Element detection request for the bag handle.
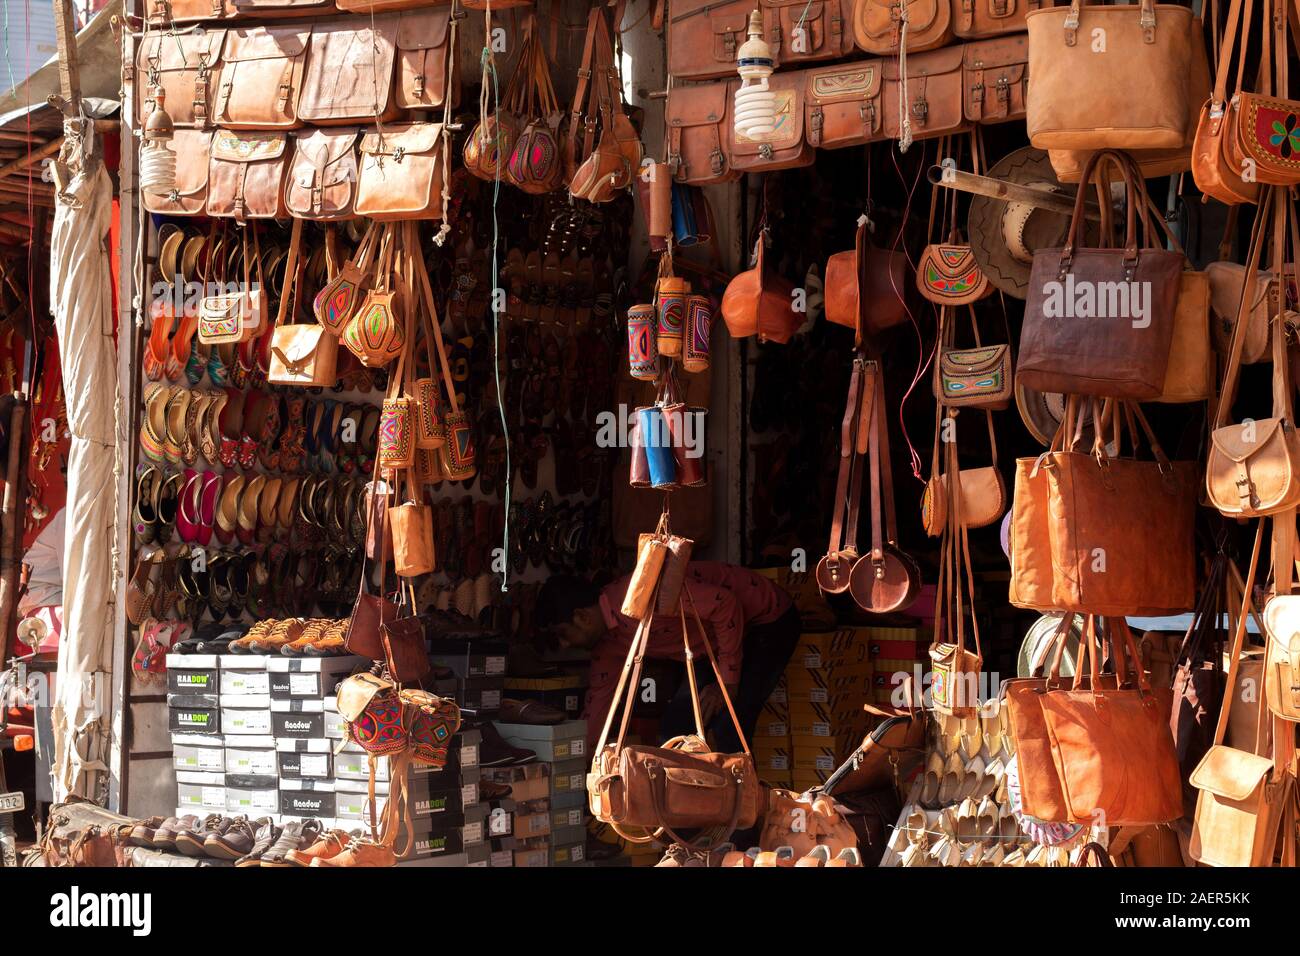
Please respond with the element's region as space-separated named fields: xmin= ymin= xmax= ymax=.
xmin=682 ymin=586 xmax=751 ymax=755
xmin=270 ymin=217 xmax=304 ymax=339
xmin=1214 ymin=520 xmax=1267 ymax=749
xmin=826 ymin=357 xmax=863 ymax=559
xmin=408 ymin=221 xmax=464 ymax=418
xmin=1213 ymin=186 xmax=1275 ymax=427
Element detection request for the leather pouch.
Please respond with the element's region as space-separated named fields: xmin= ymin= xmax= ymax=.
xmin=938 ymin=345 xmax=1011 ymax=408
xmin=381 ymin=614 xmax=432 ymax=685
xmin=390 ymin=497 xmax=434 ymax=578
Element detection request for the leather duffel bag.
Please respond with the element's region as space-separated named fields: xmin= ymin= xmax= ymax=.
xmin=32 ymin=798 xmax=135 ymax=867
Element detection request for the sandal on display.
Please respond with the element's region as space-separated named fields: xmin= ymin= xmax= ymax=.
xmin=126 ymin=551 xmax=164 ymax=627
xmin=133 ymin=465 xmax=163 ymax=546
xmin=214 ymin=473 xmax=245 ymax=546
xmin=795 ymin=845 xmax=832 ymax=868
xmin=217 ymin=387 xmax=246 ymax=469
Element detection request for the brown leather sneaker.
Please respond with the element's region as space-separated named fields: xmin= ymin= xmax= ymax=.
xmin=151 ymin=814 xmax=199 ymax=850
xmin=204 ymin=816 xmax=263 ymax=860
xmin=128 ymin=816 xmax=167 ymax=848
xmin=285 ymin=829 xmax=353 ymax=866
xmin=260 ymin=819 xmax=322 ymax=867
xmin=309 ymin=836 xmax=396 ymax=868
xmin=234 ymin=819 xmax=282 ymax=867
xmin=175 ymin=813 xmax=228 ymax=857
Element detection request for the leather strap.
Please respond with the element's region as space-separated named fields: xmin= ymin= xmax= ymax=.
xmin=825 ymin=358 xmax=863 ymax=559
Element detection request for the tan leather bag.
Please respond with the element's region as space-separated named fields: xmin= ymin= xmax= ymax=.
xmin=566 ymin=7 xmax=643 ymax=203
xmin=134 ymin=29 xmax=225 ymax=128
xmin=960 ymin=34 xmax=1027 ymax=125
xmin=144 ymin=0 xmax=234 ymax=23
xmin=804 ymin=58 xmax=885 ymax=149
xmin=1263 ymin=594 xmax=1300 ymax=723
xmin=953 ymin=0 xmax=1042 ymax=38
xmin=143 ymin=128 xmax=212 ymax=216
xmin=621 ymin=530 xmax=668 ymax=619
xmin=228 ymin=0 xmax=339 ymax=16
xmin=824 ymin=219 xmax=909 ymax=338
xmin=730 ymin=70 xmax=813 ymax=173
xmin=666 ymin=0 xmax=758 ymax=81
xmin=1206 ymin=190 xmax=1300 ymax=518
xmin=298 ymin=15 xmax=400 ymax=125
xmin=881 ymin=45 xmax=967 ymax=143
xmin=759 ymin=789 xmax=859 ymax=858
xmin=852 ymin=0 xmax=951 ymax=54
xmin=355 ymin=122 xmax=448 ymax=221
xmin=922 ymin=424 xmax=1006 ymax=535
xmin=390 ymin=472 xmax=434 ymax=578
xmin=285 ymin=127 xmax=359 ymax=220
xmin=1157 ymin=269 xmax=1213 ymax=404
xmin=1206 ymin=261 xmax=1274 ymax=365
xmin=760 ymin=0 xmax=856 ymax=66
xmin=1008 ymin=397 xmax=1074 ymax=612
xmin=1191 ymin=0 xmax=1260 ymax=204
xmin=268 ymin=219 xmax=338 ymax=389
xmin=1025 ymin=0 xmax=1195 ymax=150
xmin=338 ymin=0 xmax=429 ymax=9
xmin=721 ymin=233 xmax=801 ymax=344
xmin=207 ymin=129 xmax=290 ymax=219
xmin=215 ymin=25 xmax=310 ymax=129
xmin=666 ymin=81 xmax=738 ymax=186
xmin=395 ymin=6 xmax=456 ymax=110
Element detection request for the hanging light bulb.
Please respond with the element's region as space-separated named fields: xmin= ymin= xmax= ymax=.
xmin=139 ymin=86 xmax=177 ymax=198
xmin=733 ymin=8 xmax=776 ymax=142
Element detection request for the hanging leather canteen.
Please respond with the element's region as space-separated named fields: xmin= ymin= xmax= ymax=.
xmin=816 ymin=357 xmax=866 ymax=594
xmin=314 ymin=222 xmax=380 ymax=336
xmin=849 ymin=362 xmax=921 ymax=613
xmin=390 ymin=471 xmax=434 ymax=578
xmin=627 ymin=304 xmax=660 ymax=381
xmin=343 ymin=227 xmax=406 ymax=369
xmin=504 ymin=23 xmax=566 ymax=195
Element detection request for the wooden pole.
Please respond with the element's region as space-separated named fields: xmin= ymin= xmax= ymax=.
xmin=0 ymin=139 xmax=63 ymax=181
xmin=927 ymin=166 xmax=1103 ymax=223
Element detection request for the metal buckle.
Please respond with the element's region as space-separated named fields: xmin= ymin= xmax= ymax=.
xmin=392 ymin=146 xmax=406 ymax=163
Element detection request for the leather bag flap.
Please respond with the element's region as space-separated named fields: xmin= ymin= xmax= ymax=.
xmin=941 ymin=344 xmax=1006 ymax=376
xmin=336 ymin=672 xmax=392 ymax=722
xmin=142 ymin=29 xmax=225 ymax=71
xmin=171 ymin=129 xmax=214 ymax=195
xmin=1263 ymin=595 xmax=1300 ymax=650
xmin=1190 ymin=745 xmax=1273 ymax=801
xmin=732 ymin=72 xmax=804 ymax=154
xmin=929 ymin=642 xmax=959 ymax=667
xmin=223 ymin=25 xmax=309 ymax=61
xmin=962 ymin=34 xmax=1027 ymax=69
xmin=861 ymin=0 xmax=941 ymax=41
xmin=667 ymin=82 xmax=731 ymax=128
xmin=1210 ymin=418 xmax=1284 ymax=462
xmin=663 ymin=766 xmax=728 ymax=788
xmin=396 ymin=6 xmax=450 ymax=49
xmin=212 ymin=129 xmax=288 ymax=163
xmin=807 ymin=60 xmax=882 ymax=103
xmin=883 ymin=44 xmax=964 ymax=80
xmin=273 ymin=324 xmax=327 ymax=363
xmin=360 ymin=122 xmax=442 ymax=156
xmin=200 ymin=294 xmax=242 ymax=320
xmin=293 ymin=129 xmax=358 ymax=184
xmin=710 ymin=9 xmax=749 ymax=34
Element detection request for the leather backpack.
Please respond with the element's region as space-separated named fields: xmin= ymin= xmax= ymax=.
xmin=804 ymin=58 xmax=885 ymax=149
xmin=298 ymin=15 xmax=401 ymax=126
xmin=960 ymin=34 xmax=1028 ymax=125
xmin=395 ymin=6 xmax=457 ymax=110
xmin=760 ymin=0 xmax=855 ymax=66
xmin=207 ymin=129 xmax=290 ymax=219
xmin=133 ymin=29 xmax=225 ymax=128
xmin=142 ymin=128 xmax=212 ymax=216
xmin=953 ymin=0 xmax=1042 ymax=38
xmin=356 ymin=122 xmax=449 ymax=221
xmin=666 ymin=81 xmax=738 ymax=186
xmin=285 ymin=127 xmax=359 ymax=220
xmin=214 ymin=25 xmax=310 ymax=129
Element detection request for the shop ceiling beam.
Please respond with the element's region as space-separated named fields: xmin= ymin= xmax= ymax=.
xmin=927 ymin=165 xmax=1102 ymax=223
xmin=0 ymin=139 xmax=63 ymax=181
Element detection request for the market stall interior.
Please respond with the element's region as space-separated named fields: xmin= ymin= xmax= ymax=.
xmin=5 ymin=0 xmax=1300 ymax=869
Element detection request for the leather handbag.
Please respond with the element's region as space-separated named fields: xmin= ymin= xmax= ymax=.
xmin=721 ymin=231 xmax=801 ymax=344
xmin=1026 ymin=0 xmax=1195 ymax=150
xmin=380 ymin=611 xmax=431 ymax=686
xmin=1018 ymin=149 xmax=1184 ymax=400
xmin=760 ymin=0 xmax=855 ymax=66
xmin=954 ymin=0 xmax=1041 ymax=38
xmin=298 ymin=15 xmax=400 ymax=125
xmin=566 ymin=8 xmax=643 ymax=204
xmin=666 ymin=81 xmax=738 ymax=186
xmin=315 ymin=222 xmax=380 ymax=334
xmin=881 ymin=45 xmax=967 ymax=145
xmin=1045 ymin=401 xmax=1197 ymax=615
xmin=922 ymin=403 xmax=1006 ymax=535
xmin=804 ymin=58 xmax=885 ymax=149
xmin=214 ymin=25 xmax=310 ymax=129
xmin=268 ymin=219 xmax=339 ymax=387
xmin=1263 ymin=590 xmax=1300 ymax=723
xmin=821 ymin=698 xmax=927 ymax=799
xmin=1050 ymin=15 xmax=1210 ymax=183
xmin=343 ymin=226 xmax=405 ymax=367
xmin=1191 ymin=0 xmax=1261 ymax=204
xmin=395 ymin=6 xmax=457 ymax=110
xmin=134 ymin=29 xmax=225 ymax=128
xmin=401 ymin=689 xmax=461 ymax=767
xmin=504 ymin=23 xmax=565 ymax=195
xmin=824 ymin=219 xmax=908 ymax=337
xmin=1038 ymin=616 xmax=1183 ymax=825
xmin=144 ymin=0 xmax=235 ymax=23
xmin=852 ymin=0 xmax=951 ymax=54
xmin=587 ymin=593 xmax=762 ymax=847
xmin=1206 ymin=189 xmax=1300 ymax=518
xmin=938 ymin=344 xmax=1011 ymax=408
xmin=338 ymin=671 xmax=408 ymax=756
xmin=285 ymin=127 xmax=359 ymax=220
xmin=356 ymin=122 xmax=449 ymax=221
xmin=199 ymin=225 xmax=267 ymax=345
xmin=729 ymin=70 xmax=814 ymax=174
xmin=1192 ymin=524 xmax=1293 ymax=866
xmin=1227 ymin=0 xmax=1300 ymax=187
xmin=206 ymin=129 xmax=290 ymax=219
xmin=918 ymin=139 xmax=991 ymax=305
xmin=1206 ymin=261 xmax=1275 ymax=365
xmin=666 ymin=0 xmax=758 ymax=81
xmin=389 ymin=474 xmax=434 ymax=578
xmin=142 ymin=128 xmax=212 ymax=215
xmin=960 ymin=34 xmax=1027 ymax=125
xmin=1008 ymin=397 xmax=1075 ymax=612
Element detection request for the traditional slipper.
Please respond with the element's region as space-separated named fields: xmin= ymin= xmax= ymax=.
xmin=919 ymin=750 xmax=944 ymax=806
xmin=143 ymin=305 xmax=173 ymax=382
xmin=795 ymin=845 xmax=832 ymax=867
xmin=238 ymin=474 xmax=267 ymax=546
xmin=139 ymin=383 xmax=171 ymax=464
xmin=126 ymin=548 xmax=164 ymax=626
xmin=133 ymin=465 xmax=163 ymax=547
xmin=175 ymin=468 xmax=204 ymax=544
xmin=195 ymin=471 xmax=221 ymax=547
xmin=218 ymin=387 xmax=246 ymax=469
xmin=198 ymin=389 xmax=226 ymax=466
xmin=168 ymin=314 xmax=198 ymax=384
xmin=258 ymin=477 xmax=283 ymax=544
xmin=215 ymin=472 xmax=245 ymax=546
xmin=156 ymin=471 xmax=184 ymax=543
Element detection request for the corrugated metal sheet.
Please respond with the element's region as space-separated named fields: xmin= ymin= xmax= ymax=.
xmin=1 ymin=0 xmax=61 ymax=83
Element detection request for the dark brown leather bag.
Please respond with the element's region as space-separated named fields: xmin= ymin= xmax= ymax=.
xmin=961 ymin=34 xmax=1028 ymax=125
xmin=36 ymin=799 xmax=134 ymax=868
xmin=666 ymin=81 xmax=738 ymax=186
xmin=395 ymin=6 xmax=457 ymax=110
xmin=298 ymin=14 xmax=400 ymax=125
xmin=381 ymin=611 xmax=431 ymax=685
xmin=804 ymin=58 xmax=885 ymax=149
xmin=207 ymin=129 xmax=290 ymax=219
xmin=729 ymin=70 xmax=814 ymax=173
xmin=822 ymin=698 xmax=927 ymax=798
xmin=882 ymin=44 xmax=967 ymax=143
xmin=143 ymin=128 xmax=212 ymax=216
xmin=666 ymin=0 xmax=757 ymax=81
xmin=133 ymin=29 xmax=226 ymax=128
xmin=760 ymin=0 xmax=856 ymax=66
xmin=1019 ymin=149 xmax=1184 ymax=399
xmin=587 ymin=593 xmax=762 ymax=848
xmin=953 ymin=0 xmax=1043 ymax=38
xmin=215 ymin=25 xmax=310 ymax=129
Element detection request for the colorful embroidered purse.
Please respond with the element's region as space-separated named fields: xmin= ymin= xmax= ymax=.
xmin=936 ymin=306 xmax=1012 ymax=410
xmin=916 ymin=243 xmax=990 ymax=305
xmin=627 ymin=303 xmax=659 ymax=380
xmin=338 ymin=672 xmax=408 ymax=757
xmin=314 ymin=222 xmax=380 ymax=336
xmin=1231 ymin=93 xmax=1300 ymax=187
xmin=400 ymin=689 xmax=462 ymax=767
xmin=503 ymin=22 xmax=565 ymax=195
xmin=198 ymin=225 xmax=266 ymax=346
xmin=682 ymin=294 xmax=712 ymax=373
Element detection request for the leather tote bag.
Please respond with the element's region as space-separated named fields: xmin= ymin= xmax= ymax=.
xmin=1025 ymin=0 xmax=1195 ymax=150
xmin=214 ymin=25 xmax=309 ymax=129
xmin=1206 ymin=189 xmax=1300 ymax=518
xmin=587 ymin=592 xmax=761 ymax=848
xmin=1018 ymin=149 xmax=1184 ymax=399
xmin=298 ymin=15 xmax=400 ymax=126
xmin=1044 ymin=401 xmax=1197 ymax=616
xmin=1008 ymin=400 xmax=1076 ymax=611
xmin=1038 ymin=616 xmax=1184 ymax=825
xmin=134 ymin=29 xmax=225 ymax=128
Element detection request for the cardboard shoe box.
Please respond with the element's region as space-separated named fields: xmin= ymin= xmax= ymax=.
xmin=224 ymin=734 xmax=278 ymax=788
xmin=176 ymin=770 xmax=226 ymax=813
xmin=169 ymin=704 xmax=221 ymax=736
xmin=497 ymin=719 xmax=587 ymax=763
xmin=335 ymin=748 xmax=392 ymax=782
xmin=171 ymin=733 xmax=225 ymax=773
xmin=279 ymin=783 xmax=337 ymax=819
xmin=166 ymin=654 xmax=220 ymax=704
xmin=550 ymin=824 xmax=587 ymax=866
xmin=481 ymin=762 xmax=549 ymax=802
xmin=503 ymin=674 xmax=587 ymax=718
xmin=267 ymin=656 xmax=361 ymax=700
xmin=427 ymin=638 xmax=508 ymax=679
xmin=276 ymin=737 xmax=333 ymax=780
xmin=218 ymin=655 xmax=270 ymax=696
xmin=225 ymin=785 xmax=280 ymax=816
xmin=548 ymin=757 xmax=586 ymax=803
xmin=220 ymin=694 xmax=273 ymax=736
xmin=271 ymin=698 xmax=327 ymax=738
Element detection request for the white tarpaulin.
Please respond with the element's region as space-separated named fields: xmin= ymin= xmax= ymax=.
xmin=48 ymin=119 xmax=119 ymax=803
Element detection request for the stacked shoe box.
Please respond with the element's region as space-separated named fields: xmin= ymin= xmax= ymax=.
xmin=492 ymin=720 xmax=589 ymax=867
xmin=429 ymin=636 xmax=508 ymax=720
xmin=271 ymin=657 xmax=359 ymax=830
xmin=865 ymin=626 xmax=930 ymax=710
xmin=167 ymin=653 xmax=227 ymax=817
xmin=482 ymin=761 xmax=550 ymax=866
xmin=753 ymin=674 xmax=793 ymax=790
xmin=502 ymin=673 xmax=587 ymax=719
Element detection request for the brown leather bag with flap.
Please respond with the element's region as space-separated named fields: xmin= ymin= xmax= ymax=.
xmin=215 ymin=25 xmax=310 ymax=129
xmin=961 ymin=34 xmax=1027 ymax=125
xmin=133 ymin=29 xmax=225 ymax=128
xmin=804 ymin=58 xmax=885 ymax=149
xmin=355 ymin=122 xmax=448 ymax=221
xmin=852 ymin=0 xmax=951 ymax=53
xmin=143 ymin=128 xmax=212 ymax=216
xmin=882 ymin=45 xmax=967 ymax=143
xmin=729 ymin=70 xmax=813 ymax=172
xmin=666 ymin=0 xmax=759 ymax=81
xmin=144 ymin=0 xmax=235 ymax=23
xmin=760 ymin=0 xmax=856 ymax=66
xmin=285 ymin=127 xmax=359 ymax=220
xmin=207 ymin=129 xmax=290 ymax=219
xmin=666 ymin=81 xmax=738 ymax=186
xmin=953 ymin=0 xmax=1042 ymax=37
xmin=298 ymin=15 xmax=401 ymax=125
xmin=395 ymin=6 xmax=458 ymax=110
